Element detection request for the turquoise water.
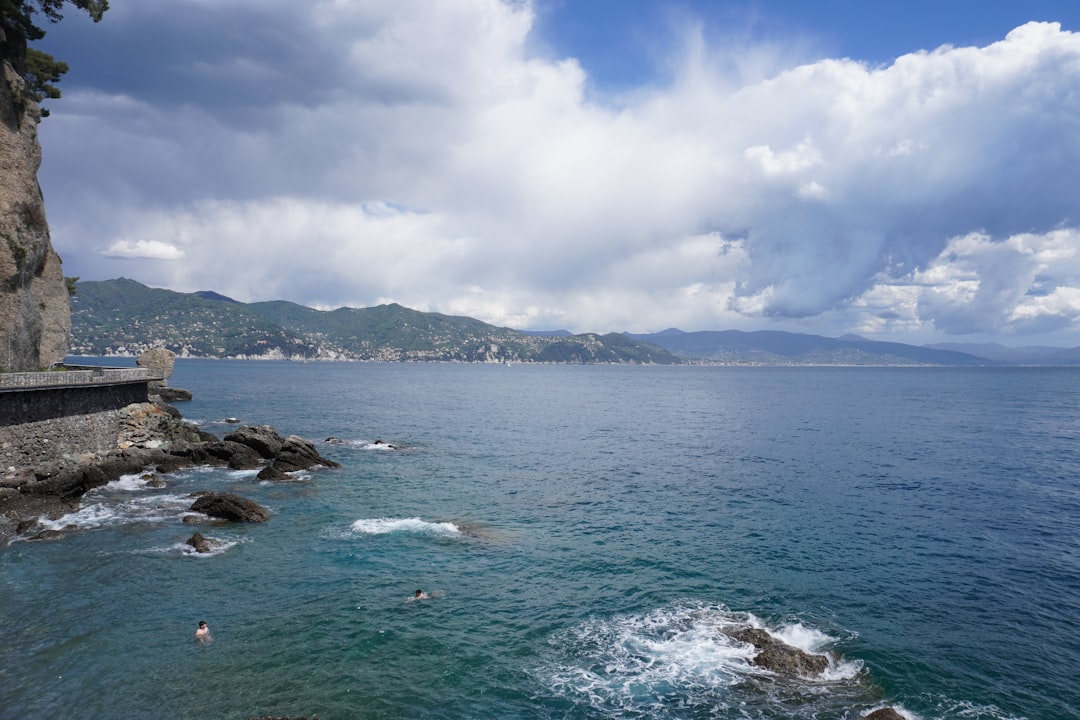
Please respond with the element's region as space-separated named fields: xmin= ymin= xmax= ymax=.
xmin=2 ymin=361 xmax=1079 ymax=719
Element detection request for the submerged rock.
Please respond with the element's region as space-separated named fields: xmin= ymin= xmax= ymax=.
xmin=864 ymin=709 xmax=905 ymax=720
xmin=141 ymin=473 xmax=167 ymax=488
xmin=190 ymin=492 xmax=270 ymax=523
xmin=27 ymin=529 xmax=68 ymax=542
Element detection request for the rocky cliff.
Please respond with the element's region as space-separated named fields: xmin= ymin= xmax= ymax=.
xmin=0 ymin=55 xmax=70 ymax=371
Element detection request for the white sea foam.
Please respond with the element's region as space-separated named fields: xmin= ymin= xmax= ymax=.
xmin=258 ymin=470 xmax=311 ymax=485
xmin=177 ymin=536 xmax=240 ymax=557
xmin=540 ymin=602 xmax=865 ymax=717
xmin=119 ymin=536 xmax=242 ymax=558
xmin=769 ymin=619 xmax=833 ymax=654
xmin=39 ymin=493 xmax=195 ymax=531
xmin=90 ymin=473 xmax=159 ymax=493
xmin=746 ymin=616 xmax=862 ymax=681
xmin=350 ymin=517 xmax=462 ymax=535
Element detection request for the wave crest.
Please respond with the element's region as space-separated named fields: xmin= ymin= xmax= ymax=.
xmin=350 ymin=517 xmax=462 ymax=535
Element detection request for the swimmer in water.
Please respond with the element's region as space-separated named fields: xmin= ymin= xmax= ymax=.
xmin=195 ymin=621 xmax=210 ymax=639
xmin=413 ymin=589 xmax=430 ymax=600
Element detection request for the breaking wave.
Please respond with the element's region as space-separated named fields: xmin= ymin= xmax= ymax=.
xmin=349 ymin=517 xmax=462 ymax=536
xmin=535 ymin=601 xmax=879 ymax=719
xmin=38 ymin=493 xmax=195 ymax=531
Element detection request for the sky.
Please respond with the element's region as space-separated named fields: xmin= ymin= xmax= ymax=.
xmin=32 ymin=0 xmax=1080 ymax=345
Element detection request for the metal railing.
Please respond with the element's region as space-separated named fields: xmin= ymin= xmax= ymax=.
xmin=0 ymin=366 xmax=161 ymax=390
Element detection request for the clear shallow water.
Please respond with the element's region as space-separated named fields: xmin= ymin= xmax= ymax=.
xmin=2 ymin=361 xmax=1079 ymax=720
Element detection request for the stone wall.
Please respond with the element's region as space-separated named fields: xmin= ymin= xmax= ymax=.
xmin=0 ymin=381 xmax=150 ymax=467
xmin=0 ymin=408 xmax=126 ymax=467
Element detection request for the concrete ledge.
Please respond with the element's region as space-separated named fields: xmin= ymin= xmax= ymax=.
xmin=0 ymin=366 xmax=160 ymax=391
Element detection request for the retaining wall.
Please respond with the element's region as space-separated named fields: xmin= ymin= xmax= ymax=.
xmin=0 ymin=373 xmax=154 ymax=467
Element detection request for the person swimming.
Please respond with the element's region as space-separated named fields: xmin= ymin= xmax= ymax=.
xmin=412 ymin=589 xmax=430 ymax=600
xmin=195 ymin=620 xmax=210 ymax=639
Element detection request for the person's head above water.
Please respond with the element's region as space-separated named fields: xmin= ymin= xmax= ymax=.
xmin=415 ymin=589 xmax=423 ymax=597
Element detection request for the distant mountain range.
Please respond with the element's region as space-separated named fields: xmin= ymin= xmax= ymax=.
xmin=625 ymin=329 xmax=991 ymax=366
xmin=69 ymin=279 xmax=680 ymax=364
xmin=923 ymin=342 xmax=1080 ymax=365
xmin=69 ymin=279 xmax=1080 ymax=365
xmin=625 ymin=330 xmax=1080 ymax=366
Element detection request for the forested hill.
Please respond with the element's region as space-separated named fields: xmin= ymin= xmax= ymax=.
xmin=69 ymin=278 xmax=680 ymax=364
xmin=627 ymin=329 xmax=996 ymax=366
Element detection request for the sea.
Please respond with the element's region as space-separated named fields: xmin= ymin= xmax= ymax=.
xmin=1 ymin=360 xmax=1078 ymax=720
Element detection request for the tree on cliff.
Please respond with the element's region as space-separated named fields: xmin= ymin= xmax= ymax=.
xmin=0 ymin=0 xmax=108 ymax=116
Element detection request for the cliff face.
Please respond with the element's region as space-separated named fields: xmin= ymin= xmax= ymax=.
xmin=0 ymin=59 xmax=70 ymax=371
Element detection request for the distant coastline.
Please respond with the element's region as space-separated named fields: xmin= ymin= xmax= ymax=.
xmin=69 ymin=278 xmax=1080 ymax=367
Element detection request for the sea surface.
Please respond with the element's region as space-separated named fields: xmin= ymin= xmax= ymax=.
xmin=2 ymin=360 xmax=1079 ymax=720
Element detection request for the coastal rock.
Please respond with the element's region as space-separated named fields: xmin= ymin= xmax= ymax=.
xmin=170 ymin=440 xmax=264 ymax=470
xmin=270 ymin=435 xmax=341 ymax=473
xmin=118 ymin=402 xmax=204 ymax=450
xmin=141 ymin=473 xmax=167 ymax=488
xmin=225 ymin=424 xmax=286 ymax=459
xmin=186 ymin=531 xmax=213 ymax=553
xmin=1 ymin=404 xmax=327 ymax=543
xmin=21 ymin=462 xmax=102 ymax=499
xmin=157 ymin=387 xmax=193 ymax=402
xmin=27 ymin=528 xmax=68 ymax=542
xmin=729 ymin=628 xmax=831 ymax=677
xmin=864 ymin=709 xmax=905 ymax=720
xmin=256 ymin=464 xmax=289 ymax=482
xmin=137 ymin=347 xmax=175 ymax=383
xmin=190 ymin=492 xmax=270 ymax=522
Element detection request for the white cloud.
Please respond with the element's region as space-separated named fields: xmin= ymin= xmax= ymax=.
xmin=102 ymin=239 xmax=185 ymax=260
xmin=851 ymin=229 xmax=1080 ymax=337
xmin=37 ymin=5 xmax=1080 ymax=342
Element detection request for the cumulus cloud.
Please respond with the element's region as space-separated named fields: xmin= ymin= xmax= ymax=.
xmin=102 ymin=239 xmax=185 ymax=260
xmin=36 ymin=2 xmax=1080 ymax=343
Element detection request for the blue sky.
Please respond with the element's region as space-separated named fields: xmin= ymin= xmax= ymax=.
xmin=537 ymin=1 xmax=1080 ymax=81
xmin=33 ymin=0 xmax=1080 ymax=345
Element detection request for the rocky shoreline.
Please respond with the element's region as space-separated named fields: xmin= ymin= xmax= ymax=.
xmin=0 ymin=399 xmax=339 ymax=546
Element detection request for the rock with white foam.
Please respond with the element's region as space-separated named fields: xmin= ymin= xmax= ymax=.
xmin=863 ymin=709 xmax=905 ymax=720
xmin=186 ymin=531 xmax=214 ymax=553
xmin=728 ymin=627 xmax=832 ymax=677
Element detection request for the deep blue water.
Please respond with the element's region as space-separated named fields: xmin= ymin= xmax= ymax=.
xmin=2 ymin=361 xmax=1079 ymax=720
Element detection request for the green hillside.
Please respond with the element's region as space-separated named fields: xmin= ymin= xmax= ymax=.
xmin=69 ymin=279 xmax=681 ymax=364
